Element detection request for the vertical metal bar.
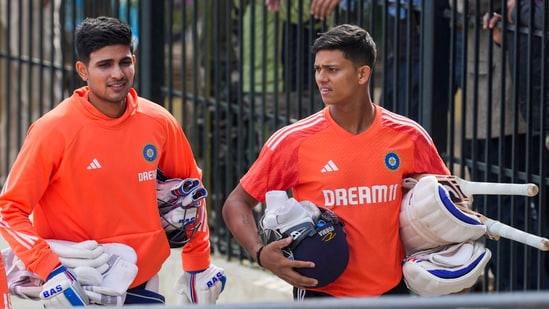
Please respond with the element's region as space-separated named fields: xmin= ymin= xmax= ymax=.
xmin=420 ymin=0 xmax=450 ymax=150
xmin=139 ymin=0 xmax=164 ymax=103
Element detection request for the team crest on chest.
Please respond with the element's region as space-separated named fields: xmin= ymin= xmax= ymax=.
xmin=143 ymin=144 xmax=158 ymax=162
xmin=384 ymin=152 xmax=400 ymax=171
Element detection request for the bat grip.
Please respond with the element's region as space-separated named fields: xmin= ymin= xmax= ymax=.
xmin=485 ymin=218 xmax=549 ymax=251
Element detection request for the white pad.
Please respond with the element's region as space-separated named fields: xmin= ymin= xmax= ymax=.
xmin=402 ymin=241 xmax=492 ymax=296
xmin=2 ymin=247 xmax=43 ymax=300
xmin=399 ymin=176 xmax=487 ymax=254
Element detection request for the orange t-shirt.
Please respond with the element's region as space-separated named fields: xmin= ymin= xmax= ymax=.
xmin=241 ymin=105 xmax=450 ymax=296
xmin=0 ymin=87 xmax=211 ymax=286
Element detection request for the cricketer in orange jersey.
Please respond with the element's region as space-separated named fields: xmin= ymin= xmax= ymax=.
xmin=0 ymin=16 xmax=224 ymax=306
xmin=222 ymin=24 xmax=450 ymax=299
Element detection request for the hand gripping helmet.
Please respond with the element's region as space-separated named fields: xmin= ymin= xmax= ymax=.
xmin=260 ymin=199 xmax=349 ymax=288
xmin=157 ymin=169 xmax=206 ymax=248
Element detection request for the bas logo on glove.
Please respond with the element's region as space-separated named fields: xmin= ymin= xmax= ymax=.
xmin=206 ymin=271 xmax=225 ymax=288
xmin=3 ymin=241 xmax=138 ymax=306
xmin=40 ymin=265 xmax=89 ymax=307
xmin=175 ymin=264 xmax=226 ymax=305
xmin=42 ymin=281 xmax=65 ymax=298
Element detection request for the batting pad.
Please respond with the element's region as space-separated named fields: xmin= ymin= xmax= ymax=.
xmin=402 ymin=241 xmax=491 ymax=296
xmin=400 ymin=176 xmax=487 ymax=254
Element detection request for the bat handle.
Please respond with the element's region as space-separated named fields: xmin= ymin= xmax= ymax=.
xmin=485 ymin=218 xmax=549 ymax=251
xmin=541 ymin=239 xmax=549 ymax=251
xmin=527 ymin=183 xmax=539 ymax=197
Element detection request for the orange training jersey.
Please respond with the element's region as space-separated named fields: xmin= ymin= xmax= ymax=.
xmin=241 ymin=105 xmax=450 ymax=296
xmin=0 ymin=87 xmax=211 ymax=286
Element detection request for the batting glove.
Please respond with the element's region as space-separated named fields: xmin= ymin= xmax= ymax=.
xmin=40 ymin=265 xmax=89 ymax=307
xmin=47 ymin=240 xmax=110 ymax=274
xmin=175 ymin=264 xmax=226 ymax=304
xmin=157 ymin=178 xmax=203 ymax=205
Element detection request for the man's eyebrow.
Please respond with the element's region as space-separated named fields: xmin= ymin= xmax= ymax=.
xmin=96 ymin=59 xmax=114 ymax=64
xmin=95 ymin=56 xmax=132 ymax=64
xmin=314 ymin=64 xmax=338 ymax=68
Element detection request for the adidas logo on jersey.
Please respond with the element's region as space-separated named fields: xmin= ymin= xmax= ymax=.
xmin=321 ymin=160 xmax=339 ymax=173
xmin=87 ymin=158 xmax=102 ymax=170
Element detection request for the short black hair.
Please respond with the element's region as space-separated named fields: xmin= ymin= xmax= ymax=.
xmin=75 ymin=16 xmax=134 ymax=64
xmin=311 ymin=24 xmax=376 ymax=69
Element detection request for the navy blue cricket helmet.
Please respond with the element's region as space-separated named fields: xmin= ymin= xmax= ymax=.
xmin=260 ymin=206 xmax=349 ymax=287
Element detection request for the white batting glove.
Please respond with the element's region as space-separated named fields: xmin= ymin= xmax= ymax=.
xmin=85 ymin=254 xmax=138 ymax=296
xmin=262 ymin=191 xmax=315 ymax=233
xmin=175 ymin=264 xmax=226 ymax=304
xmin=40 ymin=265 xmax=89 ymax=307
xmin=47 ymin=240 xmax=110 ymax=274
xmin=157 ymin=178 xmax=202 ymax=204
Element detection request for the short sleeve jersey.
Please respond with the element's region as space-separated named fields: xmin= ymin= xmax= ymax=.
xmin=241 ymin=104 xmax=450 ymax=296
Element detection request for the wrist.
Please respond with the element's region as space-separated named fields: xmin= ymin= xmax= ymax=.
xmin=255 ymin=245 xmax=265 ymax=267
xmin=187 ymin=268 xmax=206 ymax=274
xmin=47 ymin=264 xmax=65 ymax=280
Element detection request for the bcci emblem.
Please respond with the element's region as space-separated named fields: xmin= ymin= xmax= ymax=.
xmin=384 ymin=152 xmax=400 ymax=171
xmin=143 ymin=144 xmax=158 ymax=162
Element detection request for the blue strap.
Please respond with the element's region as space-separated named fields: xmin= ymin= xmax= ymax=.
xmin=428 ymin=251 xmax=487 ymax=279
xmin=438 ymin=186 xmax=482 ymax=225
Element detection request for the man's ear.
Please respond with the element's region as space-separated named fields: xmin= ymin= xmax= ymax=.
xmin=358 ymin=65 xmax=371 ymax=85
xmin=75 ymin=61 xmax=88 ymax=82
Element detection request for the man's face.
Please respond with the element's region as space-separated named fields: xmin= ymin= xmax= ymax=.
xmin=78 ymin=44 xmax=135 ymax=108
xmin=314 ymin=49 xmax=366 ymax=106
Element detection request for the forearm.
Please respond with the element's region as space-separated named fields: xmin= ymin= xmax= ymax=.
xmin=0 ymin=176 xmax=59 ymax=280
xmin=222 ymin=186 xmax=263 ymax=258
xmin=223 ymin=203 xmax=263 ymax=257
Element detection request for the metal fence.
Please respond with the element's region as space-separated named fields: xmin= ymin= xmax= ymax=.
xmin=1 ymin=0 xmax=548 ymax=297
